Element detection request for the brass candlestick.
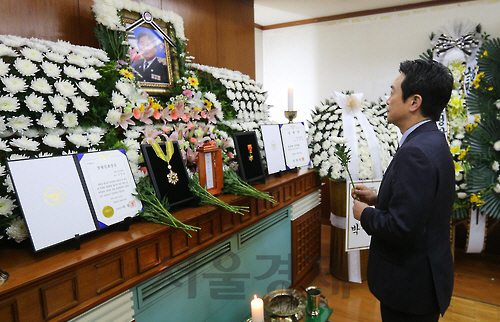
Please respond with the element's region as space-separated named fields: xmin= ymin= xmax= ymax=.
xmin=284 ymin=110 xmax=297 ymax=123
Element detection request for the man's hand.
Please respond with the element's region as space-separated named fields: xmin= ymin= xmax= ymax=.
xmin=351 ymin=185 xmax=378 ymax=206
xmin=353 ymin=199 xmax=368 ymax=221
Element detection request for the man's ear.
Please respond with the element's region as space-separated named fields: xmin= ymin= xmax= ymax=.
xmin=409 ymin=94 xmax=422 ymax=112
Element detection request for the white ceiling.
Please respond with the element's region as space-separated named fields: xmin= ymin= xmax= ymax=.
xmin=254 ymin=0 xmax=433 ymax=26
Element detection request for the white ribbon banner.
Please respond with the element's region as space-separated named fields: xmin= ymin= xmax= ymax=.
xmin=331 ymin=92 xmax=383 ymax=180
xmin=465 ymin=208 xmax=486 ymax=253
xmin=330 ymin=212 xmax=362 ymax=283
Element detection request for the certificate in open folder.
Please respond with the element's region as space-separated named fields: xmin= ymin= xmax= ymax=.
xmin=7 ymin=149 xmax=142 ymax=252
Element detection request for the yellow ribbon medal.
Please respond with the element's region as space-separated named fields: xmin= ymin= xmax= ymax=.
xmin=151 ymin=141 xmax=179 ymax=185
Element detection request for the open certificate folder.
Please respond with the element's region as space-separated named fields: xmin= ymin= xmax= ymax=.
xmin=7 ymin=149 xmax=142 ymax=251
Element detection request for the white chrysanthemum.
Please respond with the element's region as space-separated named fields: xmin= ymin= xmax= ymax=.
xmin=319 ymin=167 xmax=329 ymax=177
xmin=204 ymin=92 xmax=216 ymax=103
xmin=124 ymin=129 xmax=141 ymax=139
xmin=493 ymin=161 xmax=500 ymax=172
xmin=78 ymin=80 xmax=99 ymax=96
xmin=0 ymin=44 xmax=17 ymax=57
xmin=0 ymin=196 xmax=16 ymax=216
xmin=105 ymin=109 xmax=122 ymax=125
xmin=49 ymin=95 xmax=68 ymax=113
xmin=494 ymin=184 xmax=500 ymax=194
xmin=10 ymin=136 xmax=39 ymax=151
xmin=82 ymin=127 xmax=103 ymax=138
xmin=5 ymin=217 xmax=28 ymax=243
xmin=0 ymin=59 xmax=9 ymax=77
xmin=87 ymin=133 xmax=102 ymax=145
xmin=8 ymin=115 xmax=32 ymax=132
xmin=52 ymin=42 xmax=71 ymax=56
xmin=25 ymin=92 xmax=45 ymax=112
xmin=62 ymin=112 xmax=79 ymax=128
xmin=41 ymin=61 xmax=61 ymax=78
xmin=82 ymin=67 xmax=101 ymax=80
xmin=226 ymin=90 xmax=235 ymax=100
xmin=67 ymin=133 xmax=89 ymax=148
xmin=37 ymin=111 xmax=59 ymax=129
xmin=68 ymin=126 xmax=84 ymax=134
xmin=63 ymin=65 xmax=81 ymax=79
xmin=42 ymin=133 xmax=65 ymax=148
xmin=0 ymin=139 xmax=12 ymax=152
xmin=31 ymin=77 xmax=53 ymax=94
xmin=45 ymin=51 xmax=66 ymax=64
xmin=494 ymin=140 xmax=500 ymax=152
xmin=0 ymin=95 xmax=19 ymax=112
xmin=311 ymin=132 xmax=323 ymax=142
xmin=0 ymin=117 xmax=7 ymax=133
xmin=14 ymin=58 xmax=38 ymax=77
xmin=115 ymin=80 xmax=133 ymax=97
xmin=54 ymin=80 xmax=77 ymax=97
xmin=20 ymin=47 xmax=43 ymax=62
xmin=111 ymin=91 xmax=126 ymax=108
xmin=86 ymin=56 xmax=105 ymax=67
xmin=235 ymin=91 xmax=242 ymax=100
xmin=67 ymin=54 xmax=88 ymax=68
xmin=123 ymin=138 xmax=140 ymax=151
xmin=313 ymin=155 xmax=322 ymax=167
xmin=22 ymin=128 xmax=39 ymax=138
xmin=3 ymin=175 xmax=14 ymax=194
xmin=126 ymin=149 xmax=140 ymax=164
xmin=71 ymin=96 xmax=89 ymax=114
xmin=2 ymin=75 xmax=27 ymax=94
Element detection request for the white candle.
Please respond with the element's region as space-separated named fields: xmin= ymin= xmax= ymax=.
xmin=287 ymin=87 xmax=293 ymax=111
xmin=251 ymin=295 xmax=264 ymax=322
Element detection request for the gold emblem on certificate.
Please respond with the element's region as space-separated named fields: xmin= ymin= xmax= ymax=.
xmin=248 ymin=144 xmax=253 ymax=161
xmin=102 ymin=205 xmax=114 ymax=218
xmin=44 ymin=186 xmax=66 ymax=207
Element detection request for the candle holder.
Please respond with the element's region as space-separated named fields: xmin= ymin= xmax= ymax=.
xmin=284 ymin=110 xmax=297 ymax=123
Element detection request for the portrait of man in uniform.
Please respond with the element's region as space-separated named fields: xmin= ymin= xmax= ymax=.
xmin=130 ymin=30 xmax=169 ymax=84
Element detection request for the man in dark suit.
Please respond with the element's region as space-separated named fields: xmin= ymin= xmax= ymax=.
xmin=352 ymin=59 xmax=455 ymax=322
xmin=132 ymin=31 xmax=169 ymax=83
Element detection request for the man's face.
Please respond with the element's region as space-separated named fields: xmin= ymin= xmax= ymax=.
xmin=386 ymin=73 xmax=410 ymax=127
xmin=138 ymin=35 xmax=157 ymax=61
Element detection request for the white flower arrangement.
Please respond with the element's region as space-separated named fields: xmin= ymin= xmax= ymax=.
xmin=445 ymin=62 xmax=474 ymax=217
xmin=0 ymin=34 xmax=130 ymax=243
xmin=188 ymin=63 xmax=270 ymax=122
xmin=308 ymin=94 xmax=398 ymax=181
xmin=91 ymin=0 xmax=186 ymax=40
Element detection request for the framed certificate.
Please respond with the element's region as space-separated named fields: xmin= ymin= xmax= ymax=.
xmin=260 ymin=124 xmax=286 ymax=175
xmin=7 ymin=149 xmax=141 ymax=252
xmin=280 ymin=122 xmax=310 ymax=169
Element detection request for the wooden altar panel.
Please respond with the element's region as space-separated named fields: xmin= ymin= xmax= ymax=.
xmin=215 ymin=0 xmax=255 ymax=78
xmin=291 ymin=205 xmax=322 ymax=287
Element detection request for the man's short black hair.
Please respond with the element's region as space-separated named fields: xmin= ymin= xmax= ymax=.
xmin=399 ymin=59 xmax=453 ymax=121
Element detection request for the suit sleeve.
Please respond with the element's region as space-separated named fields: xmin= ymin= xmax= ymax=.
xmin=360 ymin=146 xmax=437 ymax=244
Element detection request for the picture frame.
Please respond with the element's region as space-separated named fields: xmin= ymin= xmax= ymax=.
xmin=141 ymin=142 xmax=199 ymax=209
xmin=232 ymin=131 xmax=266 ymax=184
xmin=123 ymin=10 xmax=180 ymax=94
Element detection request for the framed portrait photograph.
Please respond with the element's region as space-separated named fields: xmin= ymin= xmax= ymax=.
xmin=123 ymin=11 xmax=180 ymax=94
